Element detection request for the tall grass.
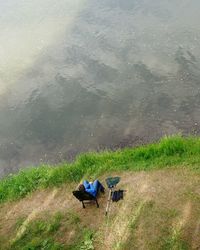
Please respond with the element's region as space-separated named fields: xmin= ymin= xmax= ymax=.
xmin=0 ymin=135 xmax=200 ymax=203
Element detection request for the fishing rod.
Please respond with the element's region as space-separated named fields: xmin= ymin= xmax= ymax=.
xmin=105 ymin=176 xmax=120 ymax=216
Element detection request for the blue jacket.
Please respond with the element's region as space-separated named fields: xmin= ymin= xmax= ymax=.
xmin=83 ymin=181 xmax=97 ymax=197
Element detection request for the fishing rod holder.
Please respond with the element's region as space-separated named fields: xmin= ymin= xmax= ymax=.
xmin=105 ymin=177 xmax=120 ymax=216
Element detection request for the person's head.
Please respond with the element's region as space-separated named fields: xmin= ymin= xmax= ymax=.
xmin=78 ymin=184 xmax=85 ymax=192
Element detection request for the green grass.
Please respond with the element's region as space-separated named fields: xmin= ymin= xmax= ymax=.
xmin=162 ymin=228 xmax=189 ymax=250
xmin=10 ymin=213 xmax=64 ymax=250
xmin=7 ymin=211 xmax=94 ymax=250
xmin=0 ymin=135 xmax=200 ymax=203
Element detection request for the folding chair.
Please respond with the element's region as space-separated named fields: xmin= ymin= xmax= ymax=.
xmin=73 ymin=190 xmax=99 ymax=208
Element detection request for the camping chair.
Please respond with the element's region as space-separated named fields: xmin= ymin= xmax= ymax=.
xmin=73 ymin=190 xmax=99 ymax=208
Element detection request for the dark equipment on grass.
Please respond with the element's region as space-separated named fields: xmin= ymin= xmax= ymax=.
xmin=105 ymin=177 xmax=120 ymax=215
xmin=73 ymin=190 xmax=99 ymax=208
xmin=111 ymin=189 xmax=124 ymax=202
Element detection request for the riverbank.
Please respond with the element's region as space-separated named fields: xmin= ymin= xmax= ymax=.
xmin=0 ymin=135 xmax=200 ymax=249
xmin=1 ymin=169 xmax=200 ymax=249
xmin=0 ymin=135 xmax=200 ymax=204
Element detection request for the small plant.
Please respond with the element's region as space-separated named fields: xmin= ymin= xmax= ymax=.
xmin=47 ymin=212 xmax=63 ymax=233
xmin=68 ymin=212 xmax=81 ymax=225
xmin=21 ymin=237 xmax=63 ymax=250
xmin=80 ymin=230 xmax=94 ymax=250
xmin=15 ymin=217 xmax=26 ymax=230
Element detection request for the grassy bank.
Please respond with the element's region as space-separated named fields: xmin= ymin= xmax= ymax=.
xmin=1 ymin=169 xmax=200 ymax=249
xmin=9 ymin=211 xmax=94 ymax=250
xmin=0 ymin=135 xmax=200 ymax=203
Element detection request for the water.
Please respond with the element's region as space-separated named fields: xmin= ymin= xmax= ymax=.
xmin=0 ymin=0 xmax=200 ymax=177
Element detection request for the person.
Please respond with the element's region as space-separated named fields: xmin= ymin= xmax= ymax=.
xmin=78 ymin=180 xmax=105 ymax=198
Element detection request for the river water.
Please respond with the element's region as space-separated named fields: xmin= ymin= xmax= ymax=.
xmin=0 ymin=0 xmax=200 ymax=177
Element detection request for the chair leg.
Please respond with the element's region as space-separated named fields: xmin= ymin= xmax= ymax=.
xmin=82 ymin=201 xmax=85 ymax=208
xmin=96 ymin=198 xmax=99 ymax=208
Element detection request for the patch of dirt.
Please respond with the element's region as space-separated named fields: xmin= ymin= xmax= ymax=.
xmin=0 ymin=168 xmax=200 ymax=249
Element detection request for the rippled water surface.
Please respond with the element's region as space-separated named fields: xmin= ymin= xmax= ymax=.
xmin=0 ymin=0 xmax=200 ymax=177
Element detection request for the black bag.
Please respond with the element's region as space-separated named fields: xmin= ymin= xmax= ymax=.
xmin=111 ymin=189 xmax=124 ymax=202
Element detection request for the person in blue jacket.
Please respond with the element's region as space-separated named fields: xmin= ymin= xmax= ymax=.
xmin=78 ymin=180 xmax=105 ymax=197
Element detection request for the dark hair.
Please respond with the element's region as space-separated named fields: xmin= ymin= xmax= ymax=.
xmin=78 ymin=184 xmax=85 ymax=192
